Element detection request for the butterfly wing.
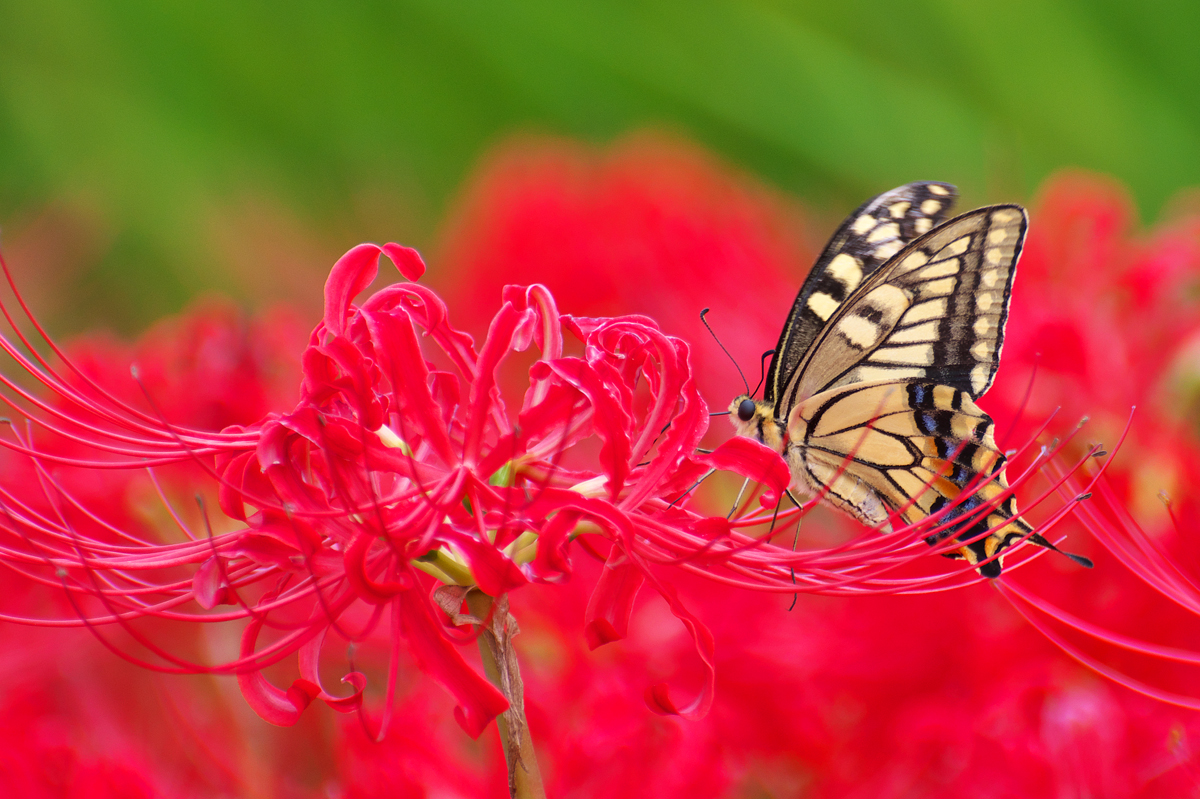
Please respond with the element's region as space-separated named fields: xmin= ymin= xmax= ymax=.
xmin=764 ymin=182 xmax=959 ymax=406
xmin=778 ymin=205 xmax=1027 ymax=412
xmin=788 ymin=380 xmax=1032 ymax=577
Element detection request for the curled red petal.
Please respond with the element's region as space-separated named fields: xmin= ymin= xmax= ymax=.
xmin=344 ymin=532 xmax=414 ymax=604
xmin=256 ymin=420 xmax=328 ymax=511
xmin=302 ymin=335 xmax=384 ymax=431
xmin=328 ymin=672 xmax=369 ymax=713
xmin=395 ymin=588 xmax=508 ymax=738
xmin=515 ymin=374 xmax=591 ymax=454
xmin=237 ymin=618 xmax=322 ymax=726
xmin=323 ymin=243 xmax=382 ymax=336
xmin=231 ymin=532 xmax=308 ymax=571
xmin=192 ymin=556 xmax=231 ymax=610
xmin=543 ymin=358 xmax=630 ymax=499
xmin=530 ymin=509 xmax=579 ymax=582
xmin=584 ymin=548 xmax=645 ymax=650
xmin=697 ymin=435 xmax=791 ymax=508
xmin=503 ymin=283 xmax=563 ymax=361
xmin=640 ymin=570 xmax=716 ymax=720
xmin=510 ymin=307 xmax=538 ymax=352
xmin=364 ymin=283 xmax=479 ymax=380
xmin=217 ymin=450 xmax=254 ymax=521
xmin=364 ymin=307 xmax=457 ymax=465
xmin=298 ymin=629 xmax=366 ymax=714
xmin=463 ymin=303 xmax=522 ymax=465
xmin=381 ymin=242 xmax=427 ymax=281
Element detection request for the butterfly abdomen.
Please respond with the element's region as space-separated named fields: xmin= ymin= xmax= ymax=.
xmin=921 ymin=472 xmax=1033 ymax=578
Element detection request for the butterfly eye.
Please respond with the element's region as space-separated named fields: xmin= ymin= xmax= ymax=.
xmin=737 ymin=399 xmax=757 ymax=422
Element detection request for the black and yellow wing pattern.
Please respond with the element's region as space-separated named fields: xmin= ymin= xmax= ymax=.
xmin=764 ymin=181 xmax=959 ymax=405
xmin=730 ymin=184 xmax=1090 ymax=577
xmin=782 ymin=205 xmax=1025 ymax=407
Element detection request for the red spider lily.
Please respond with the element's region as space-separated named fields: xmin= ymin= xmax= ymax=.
xmin=0 ymin=237 xmax=774 ymax=738
xmin=4 ymin=135 xmax=1200 ymax=796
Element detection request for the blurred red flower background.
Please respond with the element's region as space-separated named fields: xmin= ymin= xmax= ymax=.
xmin=3 ymin=134 xmax=1200 ymax=797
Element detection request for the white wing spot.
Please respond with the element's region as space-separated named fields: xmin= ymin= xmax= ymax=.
xmin=853 ymin=365 xmax=918 ymax=384
xmin=920 ymin=199 xmax=941 ymax=215
xmin=867 ymin=222 xmax=900 ymax=243
xmin=852 ymin=215 xmax=875 ymax=235
xmin=977 ymin=293 xmax=994 ymax=312
xmin=920 ymin=277 xmax=957 ymax=298
xmin=991 ymin=208 xmax=1021 ymax=224
xmin=929 ymin=185 xmax=950 ymax=196
xmin=914 ymin=218 xmax=933 ymax=234
xmin=917 ymin=257 xmax=960 ymax=280
xmin=971 ymin=341 xmax=995 ymax=361
xmin=828 ymin=253 xmax=863 ymax=290
xmin=836 ymin=315 xmax=881 ymax=349
xmin=899 ymin=250 xmax=929 ymax=273
xmin=808 ymin=291 xmax=839 ymax=320
xmin=890 ymin=320 xmax=940 ymax=344
xmin=873 ymin=241 xmax=902 ymax=261
xmin=933 ymin=385 xmax=958 ymax=407
xmin=889 ymin=201 xmax=911 ymax=218
xmin=987 ymin=228 xmax=1011 ymax=245
xmin=872 ymin=343 xmax=935 ymax=365
xmin=973 ymin=317 xmax=992 ymax=336
xmin=971 ymin=363 xmax=990 ymax=394
xmin=981 ymin=270 xmax=1000 ymax=288
xmin=944 ymin=236 xmax=971 ymax=257
xmin=905 ymin=297 xmax=948 ymax=323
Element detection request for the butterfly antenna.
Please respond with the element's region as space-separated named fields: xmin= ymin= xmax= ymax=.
xmin=751 ymin=349 xmax=775 ymax=398
xmin=700 ymin=308 xmax=750 ymax=395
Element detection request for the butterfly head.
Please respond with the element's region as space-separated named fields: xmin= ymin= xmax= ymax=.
xmin=728 ymin=395 xmax=787 ymax=453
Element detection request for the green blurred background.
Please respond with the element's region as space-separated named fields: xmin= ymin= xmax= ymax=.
xmin=1 ymin=0 xmax=1197 ymax=335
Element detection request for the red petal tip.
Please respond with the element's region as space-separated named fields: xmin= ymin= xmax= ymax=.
xmin=383 ymin=243 xmax=427 ymax=281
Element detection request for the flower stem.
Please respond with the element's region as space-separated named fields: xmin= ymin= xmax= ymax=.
xmin=466 ymin=591 xmax=546 ymax=799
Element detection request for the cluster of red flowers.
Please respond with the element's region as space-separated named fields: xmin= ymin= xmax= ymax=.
xmin=0 ymin=239 xmax=727 ymax=730
xmin=2 ymin=134 xmax=1200 ymax=796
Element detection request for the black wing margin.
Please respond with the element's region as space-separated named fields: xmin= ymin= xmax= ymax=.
xmin=765 ymin=182 xmax=959 ymax=407
xmin=783 ymin=205 xmax=1028 ymax=405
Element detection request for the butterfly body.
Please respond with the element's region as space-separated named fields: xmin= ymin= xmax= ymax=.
xmin=730 ymin=183 xmax=1090 ymax=576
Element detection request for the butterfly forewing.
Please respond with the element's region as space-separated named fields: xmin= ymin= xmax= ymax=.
xmin=765 ymin=182 xmax=958 ymax=405
xmin=780 ymin=205 xmax=1027 ymax=411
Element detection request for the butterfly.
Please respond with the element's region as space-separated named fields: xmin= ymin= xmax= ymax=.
xmin=728 ymin=182 xmax=1091 ymax=577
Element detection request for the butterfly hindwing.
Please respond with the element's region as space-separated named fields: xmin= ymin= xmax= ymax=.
xmin=765 ymin=182 xmax=958 ymax=405
xmin=788 ymin=379 xmax=1030 ymax=576
xmin=781 ymin=205 xmax=1027 ymax=410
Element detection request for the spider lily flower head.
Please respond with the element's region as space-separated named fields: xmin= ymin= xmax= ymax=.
xmin=0 ymin=239 xmax=786 ymax=730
